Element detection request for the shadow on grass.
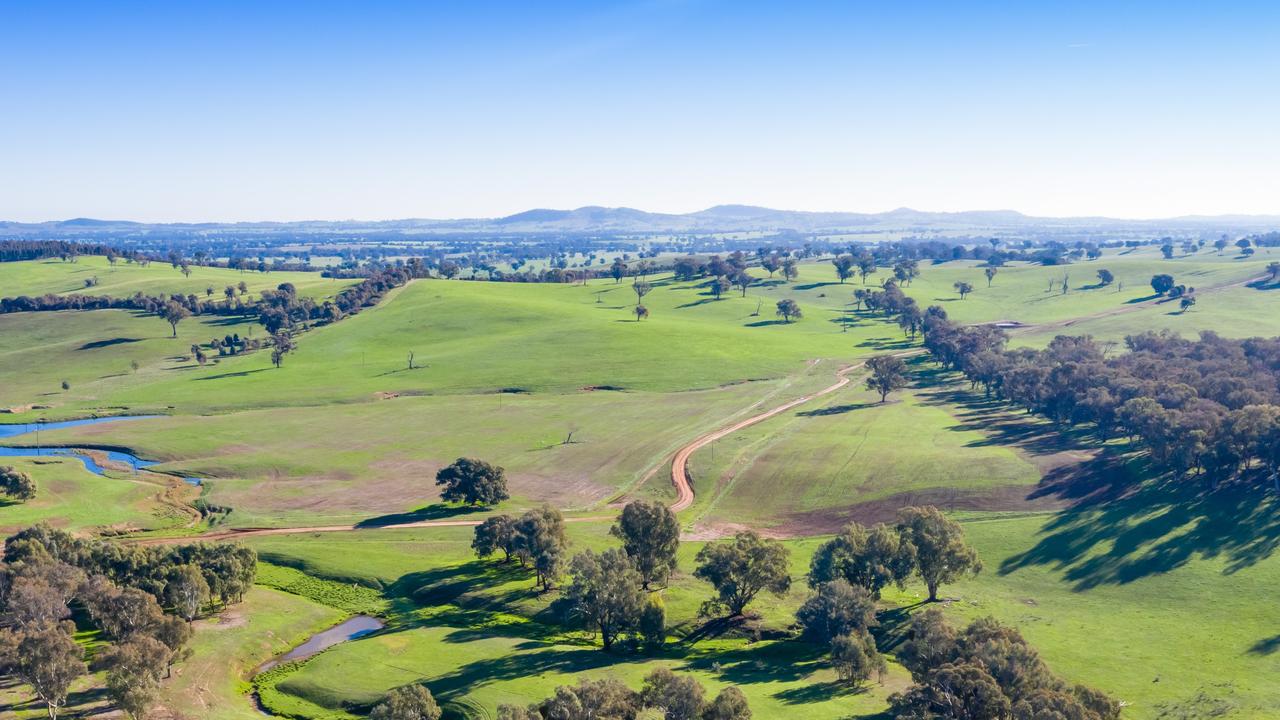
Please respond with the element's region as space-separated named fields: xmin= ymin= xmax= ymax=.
xmin=676 ymin=297 xmax=719 ymax=309
xmin=913 ymin=368 xmax=1280 ymax=589
xmin=796 ymin=402 xmax=881 ymax=417
xmin=795 ymin=281 xmax=843 ymax=291
xmin=354 ymin=503 xmax=485 ymax=528
xmin=79 ymin=337 xmax=143 ymax=350
xmin=856 ymin=336 xmax=917 ymax=352
xmin=194 ymin=368 xmax=272 ymax=381
xmin=773 ymin=679 xmax=867 ymax=704
xmin=1125 ymin=293 xmax=1162 ymax=304
xmin=681 ymin=639 xmax=827 ymax=685
xmin=389 ymin=558 xmax=530 ymax=601
xmin=1248 ymin=635 xmax=1280 ymax=655
xmin=744 ymin=319 xmax=791 ymax=327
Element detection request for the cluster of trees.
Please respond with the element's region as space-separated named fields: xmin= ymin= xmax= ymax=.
xmin=925 ymin=308 xmax=1280 ymax=487
xmin=889 ymin=610 xmax=1120 ymax=720
xmin=472 ymin=505 xmax=568 ymax=591
xmin=793 ymin=507 xmax=981 ymax=687
xmin=474 ymin=500 xmax=680 ymax=648
xmin=0 ymin=465 xmax=36 ymax=501
xmin=0 ymin=240 xmax=123 ymax=262
xmin=498 ymin=668 xmax=751 ymax=720
xmin=0 ymin=524 xmax=256 ymax=718
xmin=473 ymin=499 xmax=804 ymax=655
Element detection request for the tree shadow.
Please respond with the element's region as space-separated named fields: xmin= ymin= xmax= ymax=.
xmin=354 ymin=503 xmax=485 ymax=528
xmin=794 ymin=281 xmax=843 ymax=290
xmin=1126 ymin=294 xmax=1161 ymax=304
xmin=1247 ymin=279 xmax=1280 ymax=291
xmin=79 ymin=337 xmax=143 ymax=350
xmin=856 ymin=337 xmax=916 ymax=351
xmin=194 ymin=368 xmax=272 ymax=381
xmin=389 ymin=558 xmax=531 ymax=601
xmin=796 ymin=402 xmax=879 ymax=417
xmin=745 ymin=319 xmax=791 ymax=327
xmin=1248 ymin=635 xmax=1280 ymax=655
xmin=999 ymin=452 xmax=1280 ymax=589
xmin=910 ymin=371 xmax=1280 ymax=587
xmin=676 ymin=298 xmax=719 ymax=309
xmin=773 ymin=679 xmax=866 ymax=704
xmin=680 ymin=640 xmax=827 ymax=685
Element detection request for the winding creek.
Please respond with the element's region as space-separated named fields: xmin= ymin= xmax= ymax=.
xmin=258 ymin=615 xmax=385 ymax=672
xmin=0 ymin=416 xmax=201 ymax=484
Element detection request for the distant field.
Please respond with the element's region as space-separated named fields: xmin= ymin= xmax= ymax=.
xmin=32 ymin=374 xmax=836 ymax=526
xmin=0 ymin=255 xmax=354 ymax=301
xmin=0 ymin=309 xmax=271 ymax=410
xmin=6 ymin=271 xmax=888 ymax=417
xmin=750 ymin=247 xmax=1277 ymax=342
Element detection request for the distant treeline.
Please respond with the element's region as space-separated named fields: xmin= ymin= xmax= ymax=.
xmin=0 ymin=263 xmax=427 ymax=338
xmin=0 ymin=240 xmax=122 ymax=262
xmin=860 ymin=284 xmax=1280 ymax=489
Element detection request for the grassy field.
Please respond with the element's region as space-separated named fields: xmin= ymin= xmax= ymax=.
xmin=3 ymin=247 xmax=1279 ymax=719
xmin=0 ymin=308 xmax=274 ymax=412
xmin=0 ymin=255 xmax=353 ymax=301
xmin=680 ymin=370 xmax=1045 ymax=536
xmin=11 ymin=274 xmax=886 ymax=417
xmin=28 ymin=370 xmax=838 ymax=526
xmin=159 ymin=586 xmax=346 ymax=720
xmin=239 ymin=499 xmax=1280 ymax=719
xmin=0 ymin=455 xmax=188 ymax=533
xmin=749 ymin=247 xmax=1279 ymax=342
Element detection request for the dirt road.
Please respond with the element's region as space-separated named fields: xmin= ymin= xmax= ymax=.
xmin=667 ymin=361 xmax=865 ymax=512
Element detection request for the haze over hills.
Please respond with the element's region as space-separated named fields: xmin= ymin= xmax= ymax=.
xmin=4 ymin=205 xmax=1280 ymax=239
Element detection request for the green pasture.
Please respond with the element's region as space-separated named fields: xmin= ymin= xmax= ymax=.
xmin=0 ymin=255 xmax=353 ymax=301
xmin=0 ymin=308 xmax=273 ymax=411
xmin=243 ymin=497 xmax=1280 ymax=719
xmin=2 ymin=271 xmax=894 ymax=417
xmin=28 ymin=370 xmax=838 ymax=527
xmin=0 ymin=455 xmax=181 ymax=533
xmin=681 ymin=374 xmax=1043 ymax=535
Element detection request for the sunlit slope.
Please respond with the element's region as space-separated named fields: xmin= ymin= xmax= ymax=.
xmin=0 ymin=255 xmax=355 ymax=301
xmin=43 ymin=275 xmax=885 ymax=414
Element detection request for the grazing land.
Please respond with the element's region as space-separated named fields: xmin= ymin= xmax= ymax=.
xmin=3 ymin=247 xmax=1280 ymax=720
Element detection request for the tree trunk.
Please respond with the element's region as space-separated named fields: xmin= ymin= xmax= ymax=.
xmin=927 ymin=581 xmax=939 ymax=602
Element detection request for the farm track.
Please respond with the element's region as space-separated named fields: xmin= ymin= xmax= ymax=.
xmin=132 ymin=358 xmax=896 ymax=545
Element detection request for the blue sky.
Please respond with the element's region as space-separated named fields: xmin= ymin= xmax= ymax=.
xmin=2 ymin=1 xmax=1278 ymax=221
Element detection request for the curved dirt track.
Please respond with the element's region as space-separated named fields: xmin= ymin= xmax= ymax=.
xmin=667 ymin=361 xmax=865 ymax=512
xmin=135 ymin=360 xmax=879 ymax=545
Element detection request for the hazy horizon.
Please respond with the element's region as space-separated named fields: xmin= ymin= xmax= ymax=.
xmin=9 ymin=203 xmax=1280 ymax=227
xmin=3 ymin=1 xmax=1278 ymax=223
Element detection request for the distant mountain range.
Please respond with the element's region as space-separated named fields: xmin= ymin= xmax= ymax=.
xmin=4 ymin=205 xmax=1280 ymax=237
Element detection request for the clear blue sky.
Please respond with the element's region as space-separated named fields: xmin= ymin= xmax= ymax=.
xmin=2 ymin=1 xmax=1278 ymax=222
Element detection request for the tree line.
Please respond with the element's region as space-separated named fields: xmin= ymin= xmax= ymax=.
xmin=854 ymin=275 xmax=1280 ymax=490
xmin=0 ymin=524 xmax=256 ymax=719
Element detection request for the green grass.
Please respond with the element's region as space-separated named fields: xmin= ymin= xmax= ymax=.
xmin=681 ymin=371 xmax=1041 ymax=534
xmin=0 ymin=255 xmax=354 ymax=301
xmin=0 ymin=455 xmax=185 ymax=533
xmin=0 ymin=308 xmax=271 ymax=413
xmin=160 ymin=586 xmax=347 ymax=720
xmin=12 ymin=272 xmax=890 ymax=416
xmin=749 ymin=246 xmax=1276 ymax=337
xmin=244 ymin=502 xmax=1280 ymax=719
xmin=29 ymin=357 xmax=841 ymax=527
